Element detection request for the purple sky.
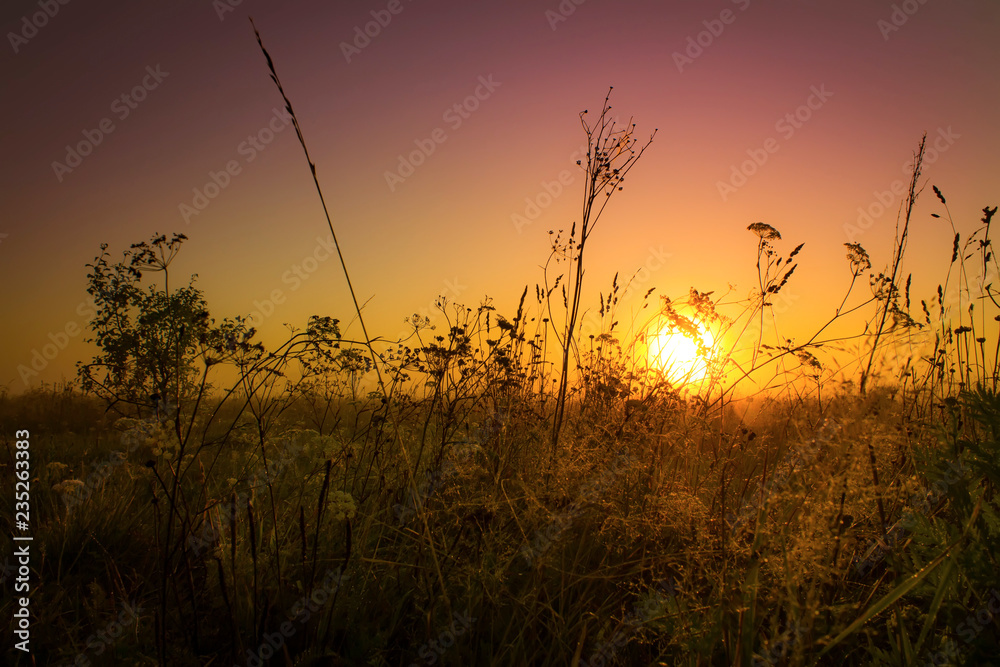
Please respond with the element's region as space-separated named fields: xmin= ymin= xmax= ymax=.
xmin=2 ymin=0 xmax=999 ymax=390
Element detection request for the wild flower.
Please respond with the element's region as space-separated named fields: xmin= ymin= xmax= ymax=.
xmin=844 ymin=242 xmax=872 ymax=274
xmin=328 ymin=491 xmax=357 ymax=522
xmin=747 ymin=221 xmax=781 ymax=240
xmin=53 ymin=479 xmax=85 ymax=495
xmin=46 ymin=461 xmax=69 ymax=476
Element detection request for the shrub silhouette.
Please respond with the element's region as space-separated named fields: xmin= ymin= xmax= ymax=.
xmin=76 ymin=233 xmax=221 ymax=417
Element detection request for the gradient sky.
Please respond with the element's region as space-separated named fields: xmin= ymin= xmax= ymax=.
xmin=2 ymin=0 xmax=999 ymax=391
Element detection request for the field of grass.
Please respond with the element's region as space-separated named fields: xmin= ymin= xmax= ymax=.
xmin=3 ymin=50 xmax=1000 ymax=667
xmin=3 ymin=315 xmax=1000 ymax=666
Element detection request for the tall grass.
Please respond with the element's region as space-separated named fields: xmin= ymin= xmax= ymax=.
xmin=2 ymin=29 xmax=1000 ymax=667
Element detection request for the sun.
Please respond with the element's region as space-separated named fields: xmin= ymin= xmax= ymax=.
xmin=648 ymin=320 xmax=715 ymax=385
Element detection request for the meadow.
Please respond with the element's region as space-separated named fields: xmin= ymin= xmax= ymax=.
xmin=2 ymin=38 xmax=1000 ymax=667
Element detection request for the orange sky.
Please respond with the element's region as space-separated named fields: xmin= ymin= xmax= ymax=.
xmin=2 ymin=0 xmax=999 ymax=392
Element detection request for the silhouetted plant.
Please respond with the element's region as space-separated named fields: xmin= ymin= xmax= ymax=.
xmin=77 ymin=233 xmax=221 ymax=417
xmin=547 ymin=88 xmax=656 ymax=464
xmin=861 ymin=135 xmax=927 ymax=394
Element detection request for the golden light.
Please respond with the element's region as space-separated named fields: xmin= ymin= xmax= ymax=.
xmin=648 ymin=320 xmax=715 ymax=385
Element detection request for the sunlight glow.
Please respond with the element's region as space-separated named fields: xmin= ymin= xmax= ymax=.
xmin=648 ymin=321 xmax=715 ymax=386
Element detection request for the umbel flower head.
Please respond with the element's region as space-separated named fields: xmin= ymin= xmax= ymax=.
xmin=844 ymin=242 xmax=872 ymax=274
xmin=747 ymin=222 xmax=781 ymax=240
xmin=53 ymin=479 xmax=85 ymax=495
xmin=46 ymin=461 xmax=69 ymax=476
xmin=328 ymin=491 xmax=357 ymax=522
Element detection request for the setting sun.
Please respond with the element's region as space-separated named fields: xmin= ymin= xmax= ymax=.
xmin=648 ymin=321 xmax=716 ymax=385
